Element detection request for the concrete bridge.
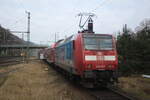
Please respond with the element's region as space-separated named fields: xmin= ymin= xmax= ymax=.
xmin=0 ymin=44 xmax=48 ymax=58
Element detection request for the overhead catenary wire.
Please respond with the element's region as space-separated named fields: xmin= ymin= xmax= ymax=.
xmin=91 ymin=0 xmax=111 ymax=13
xmin=61 ymin=0 xmax=111 ymax=35
xmin=61 ymin=23 xmax=77 ymax=36
xmin=2 ymin=0 xmax=28 ymax=33
xmin=18 ymin=0 xmax=27 ymax=11
xmin=8 ymin=16 xmax=26 ymax=30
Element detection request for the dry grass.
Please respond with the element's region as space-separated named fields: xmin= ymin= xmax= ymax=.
xmin=0 ymin=61 xmax=94 ymax=100
xmin=118 ymin=76 xmax=150 ymax=100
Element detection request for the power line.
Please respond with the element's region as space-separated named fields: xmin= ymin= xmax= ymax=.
xmin=62 ymin=0 xmax=111 ymax=35
xmin=1 ymin=0 xmax=27 ymax=32
xmin=8 ymin=16 xmax=26 ymax=30
xmin=18 ymin=0 xmax=26 ymax=10
xmin=62 ymin=24 xmax=76 ymax=33
xmin=91 ymin=0 xmax=111 ymax=12
xmin=10 ymin=11 xmax=31 ymax=63
xmin=49 ymin=0 xmax=111 ymax=40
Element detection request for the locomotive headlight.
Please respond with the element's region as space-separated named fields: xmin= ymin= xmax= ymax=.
xmin=107 ymin=65 xmax=112 ymax=68
xmin=87 ymin=64 xmax=92 ymax=69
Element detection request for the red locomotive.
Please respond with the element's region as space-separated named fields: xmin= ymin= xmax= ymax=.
xmin=42 ymin=13 xmax=118 ymax=87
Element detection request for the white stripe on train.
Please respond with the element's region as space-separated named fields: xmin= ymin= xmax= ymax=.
xmin=85 ymin=55 xmax=116 ymax=61
xmin=85 ymin=55 xmax=97 ymax=61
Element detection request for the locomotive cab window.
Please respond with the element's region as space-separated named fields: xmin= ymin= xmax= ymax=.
xmin=83 ymin=35 xmax=113 ymax=50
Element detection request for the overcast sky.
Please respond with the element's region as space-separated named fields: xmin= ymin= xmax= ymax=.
xmin=0 ymin=0 xmax=150 ymax=45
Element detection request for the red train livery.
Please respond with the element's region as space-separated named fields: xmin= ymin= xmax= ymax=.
xmin=41 ymin=16 xmax=118 ymax=87
xmin=42 ymin=33 xmax=118 ymax=87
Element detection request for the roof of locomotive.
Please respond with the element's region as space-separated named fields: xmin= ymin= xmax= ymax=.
xmin=53 ymin=33 xmax=113 ymax=47
xmin=80 ymin=32 xmax=113 ymax=36
xmin=55 ymin=35 xmax=76 ymax=47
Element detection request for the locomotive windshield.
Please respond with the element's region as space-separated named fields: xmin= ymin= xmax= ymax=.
xmin=83 ymin=35 xmax=113 ymax=50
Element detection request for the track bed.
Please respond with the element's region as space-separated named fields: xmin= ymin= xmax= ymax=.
xmin=0 ymin=56 xmax=22 ymax=66
xmin=88 ymin=88 xmax=136 ymax=100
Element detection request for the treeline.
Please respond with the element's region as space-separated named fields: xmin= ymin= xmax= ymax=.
xmin=117 ymin=19 xmax=150 ymax=75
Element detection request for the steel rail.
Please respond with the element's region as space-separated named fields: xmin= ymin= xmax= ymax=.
xmin=87 ymin=86 xmax=138 ymax=100
xmin=0 ymin=57 xmax=22 ymax=67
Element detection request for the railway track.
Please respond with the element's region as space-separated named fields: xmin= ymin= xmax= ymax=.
xmin=87 ymin=87 xmax=137 ymax=100
xmin=0 ymin=57 xmax=25 ymax=78
xmin=0 ymin=57 xmax=22 ymax=66
xmin=0 ymin=67 xmax=21 ymax=77
xmin=46 ymin=62 xmax=138 ymax=100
